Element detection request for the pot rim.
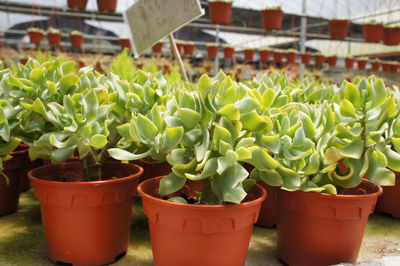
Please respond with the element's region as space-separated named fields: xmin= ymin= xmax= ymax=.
xmin=138 ymin=176 xmax=267 ymax=210
xmin=28 ymin=161 xmax=143 ymax=186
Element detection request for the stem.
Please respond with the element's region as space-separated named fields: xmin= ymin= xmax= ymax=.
xmin=200 ymin=177 xmax=222 ymax=205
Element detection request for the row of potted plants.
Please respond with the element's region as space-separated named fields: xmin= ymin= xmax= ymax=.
xmin=1 ymin=56 xmax=400 ymax=265
xmin=27 ymin=27 xmax=84 ymax=48
xmin=67 ymin=0 xmax=118 ymax=12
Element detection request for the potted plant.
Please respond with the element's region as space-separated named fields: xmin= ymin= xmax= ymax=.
xmin=273 ymin=49 xmax=284 ymax=63
xmin=110 ymin=72 xmax=269 ymax=265
xmin=97 ymin=0 xmax=117 ymax=12
xmin=19 ymin=61 xmax=149 ymax=265
xmin=363 ymin=19 xmax=383 ymax=43
xmin=69 ymin=30 xmax=84 ymax=48
xmin=390 ymin=61 xmax=399 ymax=73
xmin=152 ymin=42 xmax=164 ymax=54
xmin=314 ymin=53 xmax=325 ymax=68
xmin=208 ymin=0 xmax=233 ymax=25
xmin=223 ymin=44 xmax=234 ymax=59
xmin=243 ymin=48 xmax=255 ymax=61
xmin=206 ymin=43 xmax=218 ymax=58
xmin=327 ymin=55 xmax=338 ymax=67
xmin=328 ymin=18 xmax=349 ymax=40
xmin=370 ymin=58 xmax=381 ymax=71
xmin=261 ymin=5 xmax=283 ymax=30
xmin=67 ymin=0 xmax=88 ymax=10
xmin=183 ymin=41 xmax=195 ymax=56
xmin=258 ymin=47 xmax=270 ymax=62
xmin=275 ymin=77 xmax=397 ymax=265
xmin=356 ymin=57 xmax=368 ymax=70
xmin=285 ymin=48 xmax=297 ymax=64
xmin=345 ymin=56 xmax=355 ymax=69
xmin=300 ymin=51 xmax=311 ymax=65
xmin=383 ymin=23 xmax=400 ymax=46
xmin=27 ymin=27 xmax=44 ymax=45
xmin=119 ymin=37 xmax=131 ymax=51
xmin=382 ymin=61 xmax=392 ymax=72
xmin=47 ymin=27 xmax=62 ymax=46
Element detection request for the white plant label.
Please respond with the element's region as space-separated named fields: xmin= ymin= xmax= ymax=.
xmin=124 ymin=0 xmax=204 ymax=55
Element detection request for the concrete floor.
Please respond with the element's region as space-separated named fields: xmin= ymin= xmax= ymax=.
xmin=1 ymin=190 xmax=400 ymax=266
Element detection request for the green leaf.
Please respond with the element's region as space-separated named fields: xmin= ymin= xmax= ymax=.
xmin=324 ymin=146 xmax=342 ymax=165
xmin=218 ymin=104 xmax=240 ymax=120
xmin=164 ymin=126 xmax=184 ymax=152
xmin=344 ymin=82 xmax=361 ymax=107
xmin=61 ymin=61 xmax=76 ymax=75
xmin=60 ymin=73 xmax=79 ymax=91
xmin=178 ymin=108 xmax=201 ymax=128
xmin=213 ymin=124 xmax=232 ymax=146
xmin=261 ymin=88 xmax=275 ymax=109
xmin=275 ymin=166 xmax=301 ymax=189
xmin=339 ymin=140 xmax=363 ymax=159
xmin=259 ymin=135 xmax=280 ymax=153
xmin=172 ymin=158 xmax=197 ymax=178
xmin=213 ymin=163 xmax=248 ymax=203
xmin=340 ymin=99 xmax=357 ymax=119
xmin=244 ymin=147 xmax=279 ymax=170
xmin=185 ymin=158 xmax=218 ymax=181
xmin=235 ymin=147 xmax=252 ymax=160
xmin=29 ymin=68 xmax=44 ymax=82
xmin=136 ymin=114 xmax=158 ymax=140
xmin=89 ymin=134 xmax=107 ymax=149
xmin=241 ymin=111 xmax=269 ymax=131
xmin=108 ymin=147 xmax=152 ymax=160
xmin=196 ymin=123 xmax=209 ymax=161
xmin=321 ymin=184 xmax=337 ymax=195
xmin=83 ymin=89 xmax=98 ymax=124
xmin=50 ymin=146 xmax=76 ymax=163
xmin=252 ymin=168 xmax=283 ymax=186
xmin=158 ymin=172 xmax=186 ymax=195
xmin=168 ymin=197 xmax=188 ymax=204
xmin=371 ymin=78 xmax=386 ymax=108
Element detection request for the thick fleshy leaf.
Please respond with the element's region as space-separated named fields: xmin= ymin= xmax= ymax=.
xmin=213 ymin=163 xmax=248 ymax=203
xmin=196 ymin=123 xmax=210 ymax=161
xmin=185 ymin=158 xmax=218 ymax=180
xmin=136 ymin=114 xmax=158 ymax=140
xmin=213 ymin=124 xmax=232 ymax=146
xmin=60 ymin=73 xmax=79 ymax=91
xmin=164 ymin=126 xmax=184 ymax=152
xmin=339 ymin=140 xmax=363 ymax=159
xmin=340 ymin=99 xmax=357 ymax=119
xmin=259 ymin=135 xmax=280 ymax=153
xmin=50 ymin=146 xmax=76 ymax=163
xmin=89 ymin=134 xmax=107 ymax=149
xmin=244 ymin=147 xmax=279 ymax=170
xmin=158 ymin=172 xmax=186 ymax=195
xmin=371 ymin=78 xmax=386 ymax=109
xmin=108 ymin=148 xmax=152 ymax=160
xmin=252 ymin=168 xmax=283 ymax=186
xmin=172 ymin=158 xmax=197 ymax=178
xmin=178 ymin=108 xmax=201 ymax=128
xmin=241 ymin=111 xmax=269 ymax=131
xmin=218 ymin=104 xmax=240 ymax=120
xmin=344 ymin=82 xmax=361 ymax=107
xmin=83 ymin=89 xmax=98 ymax=124
xmin=324 ymin=146 xmax=342 ymax=165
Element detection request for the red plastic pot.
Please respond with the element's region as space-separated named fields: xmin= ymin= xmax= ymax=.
xmin=120 ymin=38 xmax=131 ymax=50
xmin=97 ymin=0 xmax=117 ymax=12
xmin=328 ymin=19 xmax=349 ymax=40
xmin=300 ymin=53 xmax=311 ymax=65
xmin=382 ymin=62 xmax=391 ymax=72
xmin=363 ymin=24 xmax=383 ymax=43
xmin=273 ymin=51 xmax=284 ymax=63
xmin=285 ymin=52 xmax=297 ymax=64
xmin=345 ymin=58 xmax=355 ymax=69
xmin=376 ymin=171 xmax=400 ymax=218
xmin=223 ymin=47 xmax=234 ymax=59
xmin=20 ymin=58 xmax=28 ymax=65
xmin=256 ymin=182 xmax=280 ymax=227
xmin=48 ymin=32 xmax=61 ymax=46
xmin=207 ymin=45 xmax=218 ymax=58
xmin=176 ymin=43 xmax=183 ymax=54
xmin=259 ymin=50 xmax=270 ymax=62
xmin=0 ymin=146 xmax=30 ymax=216
xmin=152 ymin=42 xmax=163 ymax=53
xmin=315 ymin=55 xmax=325 ymax=68
xmin=383 ymin=27 xmax=400 ymax=46
xmin=208 ymin=2 xmax=232 ymax=25
xmin=183 ymin=43 xmax=195 ymax=56
xmin=70 ymin=34 xmax=84 ymax=48
xmin=243 ymin=49 xmax=255 ymax=61
xmin=28 ymin=31 xmax=43 ymax=44
xmin=357 ymin=59 xmax=367 ymax=70
xmin=327 ymin=56 xmax=338 ymax=67
xmin=277 ymin=179 xmax=382 ymax=265
xmin=136 ymin=158 xmax=171 ymax=183
xmin=67 ymin=0 xmax=88 ymax=10
xmin=28 ymin=161 xmax=143 ymax=265
xmin=261 ymin=9 xmax=283 ymax=30
xmin=138 ymin=176 xmax=266 ymax=266
xmin=391 ymin=63 xmax=399 ymax=73
xmin=370 ymin=61 xmax=381 ymax=71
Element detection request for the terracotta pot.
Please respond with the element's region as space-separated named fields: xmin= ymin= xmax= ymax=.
xmin=376 ymin=171 xmax=400 ymax=218
xmin=370 ymin=61 xmax=381 ymax=71
xmin=259 ymin=50 xmax=270 ymax=62
xmin=243 ymin=49 xmax=255 ymax=61
xmin=256 ymin=182 xmax=280 ymax=227
xmin=183 ymin=43 xmax=195 ymax=56
xmin=328 ymin=19 xmax=349 ymax=40
xmin=138 ymin=176 xmax=267 ymax=266
xmin=273 ymin=51 xmax=284 ymax=63
xmin=174 ymin=43 xmax=183 ymax=54
xmin=28 ymin=161 xmax=143 ymax=265
xmin=285 ymin=52 xmax=297 ymax=63
xmin=97 ymin=0 xmax=117 ymax=12
xmin=363 ymin=24 xmax=383 ymax=43
xmin=28 ymin=31 xmax=43 ymax=44
xmin=345 ymin=58 xmax=355 ymax=69
xmin=152 ymin=42 xmax=163 ymax=53
xmin=69 ymin=34 xmax=84 ymax=48
xmin=357 ymin=59 xmax=367 ymax=70
xmin=391 ymin=63 xmax=399 ymax=73
xmin=261 ymin=9 xmax=283 ymax=30
xmin=120 ymin=38 xmax=131 ymax=50
xmin=223 ymin=47 xmax=234 ymax=59
xmin=382 ymin=62 xmax=391 ymax=72
xmin=208 ymin=2 xmax=232 ymax=25
xmin=383 ymin=27 xmax=400 ymax=46
xmin=300 ymin=53 xmax=311 ymax=65
xmin=136 ymin=158 xmax=171 ymax=183
xmin=67 ymin=0 xmax=88 ymax=10
xmin=207 ymin=45 xmax=218 ymax=58
xmin=315 ymin=55 xmax=325 ymax=68
xmin=48 ymin=32 xmax=61 ymax=46
xmin=0 ymin=146 xmax=30 ymax=216
xmin=277 ymin=179 xmax=382 ymax=265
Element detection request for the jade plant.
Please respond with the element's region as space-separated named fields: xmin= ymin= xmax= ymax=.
xmin=263 ymin=5 xmax=281 ymax=10
xmin=47 ymin=27 xmax=61 ymax=34
xmin=27 ymin=27 xmax=43 ymax=33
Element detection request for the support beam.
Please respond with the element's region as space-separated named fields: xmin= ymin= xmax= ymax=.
xmin=299 ymin=0 xmax=307 ymax=79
